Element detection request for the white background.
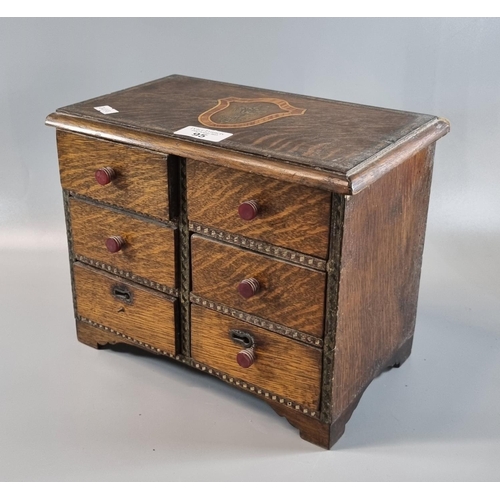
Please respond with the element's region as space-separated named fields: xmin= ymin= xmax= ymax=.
xmin=1 ymin=18 xmax=499 ymax=480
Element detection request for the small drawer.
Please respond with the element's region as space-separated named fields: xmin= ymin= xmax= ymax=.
xmin=57 ymin=131 xmax=170 ymax=220
xmin=70 ymin=197 xmax=176 ymax=291
xmin=191 ymin=305 xmax=322 ymax=409
xmin=187 ymin=160 xmax=331 ymax=259
xmin=191 ymin=235 xmax=326 ymax=337
xmin=73 ymin=263 xmax=177 ymax=354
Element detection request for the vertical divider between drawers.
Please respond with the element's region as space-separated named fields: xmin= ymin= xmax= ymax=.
xmin=320 ymin=193 xmax=345 ymax=423
xmin=175 ymin=156 xmax=191 ymax=357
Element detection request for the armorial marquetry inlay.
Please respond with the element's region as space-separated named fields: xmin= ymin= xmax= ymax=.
xmin=198 ymin=97 xmax=306 ymax=129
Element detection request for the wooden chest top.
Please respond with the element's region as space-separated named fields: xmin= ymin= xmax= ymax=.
xmin=46 ymin=75 xmax=449 ymax=194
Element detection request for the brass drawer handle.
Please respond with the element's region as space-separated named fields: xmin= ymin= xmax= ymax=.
xmin=237 ymin=277 xmax=260 ymax=299
xmin=238 ymin=200 xmax=259 ymax=221
xmin=95 ymin=167 xmax=116 ymax=185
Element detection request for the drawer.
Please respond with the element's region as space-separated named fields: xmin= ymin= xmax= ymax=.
xmin=191 ymin=235 xmax=325 ymax=337
xmin=73 ymin=263 xmax=177 ymax=354
xmin=70 ymin=197 xmax=176 ymax=290
xmin=191 ymin=305 xmax=322 ymax=409
xmin=187 ymin=160 xmax=331 ymax=259
xmin=57 ymin=131 xmax=170 ymax=220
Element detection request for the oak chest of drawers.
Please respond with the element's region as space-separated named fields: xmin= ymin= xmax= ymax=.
xmin=46 ymin=75 xmax=449 ymax=448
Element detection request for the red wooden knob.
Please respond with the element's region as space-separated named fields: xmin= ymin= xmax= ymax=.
xmin=238 ymin=200 xmax=259 ymax=221
xmin=237 ymin=278 xmax=260 ymax=299
xmin=105 ymin=236 xmax=125 ymax=253
xmin=236 ymin=347 xmax=255 ymax=368
xmin=95 ymin=167 xmax=116 ymax=185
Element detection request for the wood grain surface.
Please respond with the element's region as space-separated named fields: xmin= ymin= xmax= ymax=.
xmin=73 ymin=263 xmax=177 ymax=354
xmin=191 ymin=235 xmax=326 ymax=337
xmin=331 ymin=145 xmax=435 ymax=420
xmin=187 ymin=160 xmax=331 ymax=258
xmin=190 ymin=305 xmax=322 ymax=408
xmin=53 ymin=74 xmax=438 ymax=174
xmin=70 ymin=197 xmax=177 ymax=289
xmin=57 ymin=130 xmax=170 ymax=219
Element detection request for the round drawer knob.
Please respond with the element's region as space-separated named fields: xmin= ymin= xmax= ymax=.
xmin=237 ymin=277 xmax=260 ymax=299
xmin=236 ymin=347 xmax=255 ymax=369
xmin=95 ymin=167 xmax=116 ymax=185
xmin=238 ymin=200 xmax=259 ymax=221
xmin=105 ymin=236 xmax=125 ymax=253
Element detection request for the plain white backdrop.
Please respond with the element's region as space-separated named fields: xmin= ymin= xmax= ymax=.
xmin=1 ymin=18 xmax=499 ymax=480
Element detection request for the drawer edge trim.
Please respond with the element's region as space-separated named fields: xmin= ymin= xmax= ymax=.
xmin=74 ymin=254 xmax=179 ymax=297
xmin=189 ymin=221 xmax=327 ymax=271
xmin=68 ymin=191 xmax=178 ymax=228
xmin=190 ymin=294 xmax=323 ymax=348
xmin=78 ymin=317 xmax=321 ymax=418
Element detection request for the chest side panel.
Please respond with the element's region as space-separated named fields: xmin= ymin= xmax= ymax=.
xmin=331 ymin=145 xmax=435 ymax=419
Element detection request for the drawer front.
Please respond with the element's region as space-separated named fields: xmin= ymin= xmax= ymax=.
xmin=70 ymin=197 xmax=176 ymax=290
xmin=191 ymin=235 xmax=325 ymax=337
xmin=187 ymin=160 xmax=331 ymax=259
xmin=73 ymin=263 xmax=177 ymax=353
xmin=191 ymin=305 xmax=322 ymax=409
xmin=57 ymin=131 xmax=170 ymax=220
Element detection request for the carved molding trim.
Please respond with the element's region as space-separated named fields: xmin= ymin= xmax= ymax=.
xmin=320 ymin=193 xmax=345 ymax=423
xmin=68 ymin=191 xmax=178 ymax=229
xmin=74 ymin=255 xmax=178 ymax=297
xmin=189 ymin=222 xmax=326 ymax=271
xmin=63 ymin=190 xmax=79 ymax=319
xmin=78 ymin=317 xmax=319 ymax=418
xmin=190 ymin=294 xmax=323 ymax=348
xmin=178 ymin=159 xmax=191 ymax=356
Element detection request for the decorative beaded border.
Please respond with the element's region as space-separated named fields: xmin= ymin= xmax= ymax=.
xmin=63 ymin=190 xmax=79 ymax=319
xmin=189 ymin=222 xmax=327 ymax=271
xmin=78 ymin=316 xmax=319 ymax=418
xmin=190 ymin=294 xmax=323 ymax=348
xmin=178 ymin=159 xmax=191 ymax=356
xmin=74 ymin=255 xmax=178 ymax=297
xmin=69 ymin=191 xmax=178 ymax=229
xmin=320 ymin=193 xmax=345 ymax=423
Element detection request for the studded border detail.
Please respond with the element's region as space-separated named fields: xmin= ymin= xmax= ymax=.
xmin=189 ymin=222 xmax=327 ymax=271
xmin=68 ymin=191 xmax=178 ymax=229
xmin=320 ymin=193 xmax=345 ymax=422
xmin=190 ymin=294 xmax=323 ymax=348
xmin=63 ymin=190 xmax=79 ymax=319
xmin=178 ymin=159 xmax=191 ymax=356
xmin=79 ymin=316 xmax=182 ymax=358
xmin=73 ymin=255 xmax=178 ymax=297
xmin=78 ymin=316 xmax=319 ymax=418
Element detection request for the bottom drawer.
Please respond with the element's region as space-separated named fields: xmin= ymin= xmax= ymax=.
xmin=73 ymin=263 xmax=177 ymax=354
xmin=190 ymin=305 xmax=322 ymax=409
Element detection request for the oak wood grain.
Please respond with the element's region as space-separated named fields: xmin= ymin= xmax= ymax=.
xmin=46 ymin=74 xmax=449 ymax=194
xmin=70 ymin=196 xmax=177 ymax=289
xmin=190 ymin=305 xmax=322 ymax=409
xmin=331 ymin=145 xmax=435 ymax=420
xmin=191 ymin=235 xmax=326 ymax=337
xmin=52 ymin=75 xmax=438 ymax=175
xmin=187 ymin=160 xmax=331 ymax=258
xmin=48 ymin=114 xmax=350 ymax=193
xmin=57 ymin=130 xmax=170 ymax=219
xmin=73 ymin=263 xmax=177 ymax=354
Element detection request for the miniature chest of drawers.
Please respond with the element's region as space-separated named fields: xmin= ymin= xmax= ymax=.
xmin=46 ymin=75 xmax=449 ymax=448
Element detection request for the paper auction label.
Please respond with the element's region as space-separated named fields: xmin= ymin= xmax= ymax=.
xmin=174 ymin=126 xmax=233 ymax=143
xmin=94 ymin=105 xmax=119 ymax=114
